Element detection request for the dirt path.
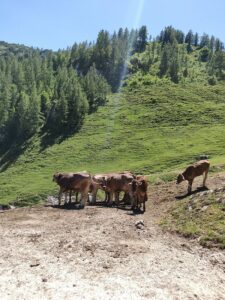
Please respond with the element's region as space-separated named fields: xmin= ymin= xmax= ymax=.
xmin=0 ymin=175 xmax=225 ymax=300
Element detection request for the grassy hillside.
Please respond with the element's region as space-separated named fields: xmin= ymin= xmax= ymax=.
xmin=1 ymin=80 xmax=225 ymax=205
xmin=161 ymin=187 xmax=225 ymax=249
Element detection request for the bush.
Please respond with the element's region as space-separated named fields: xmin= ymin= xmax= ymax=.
xmin=208 ymin=76 xmax=217 ymax=85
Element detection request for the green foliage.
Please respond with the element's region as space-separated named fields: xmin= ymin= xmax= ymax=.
xmin=200 ymin=33 xmax=210 ymax=48
xmin=134 ymin=26 xmax=148 ymax=53
xmin=199 ymin=47 xmax=210 ymax=62
xmin=82 ymin=65 xmax=110 ymax=113
xmin=208 ymin=76 xmax=217 ymax=85
xmin=209 ymin=51 xmax=225 ymax=79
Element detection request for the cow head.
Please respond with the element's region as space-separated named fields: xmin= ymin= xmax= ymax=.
xmin=176 ymin=174 xmax=185 ymax=184
xmin=53 ymin=172 xmax=63 ymax=183
xmin=129 ymin=180 xmax=137 ymax=193
xmin=99 ymin=177 xmax=107 ymax=191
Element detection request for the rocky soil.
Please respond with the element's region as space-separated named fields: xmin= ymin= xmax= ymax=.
xmin=0 ymin=174 xmax=225 ymax=300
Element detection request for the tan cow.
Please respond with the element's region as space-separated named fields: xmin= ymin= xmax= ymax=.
xmin=102 ymin=172 xmax=135 ymax=206
xmin=91 ymin=171 xmax=135 ymax=204
xmin=53 ymin=172 xmax=92 ymax=207
xmin=91 ymin=173 xmax=111 ymax=203
xmin=130 ymin=176 xmax=148 ymax=212
xmin=176 ymin=160 xmax=210 ymax=193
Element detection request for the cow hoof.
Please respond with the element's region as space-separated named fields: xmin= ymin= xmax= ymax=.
xmin=79 ymin=204 xmax=85 ymax=209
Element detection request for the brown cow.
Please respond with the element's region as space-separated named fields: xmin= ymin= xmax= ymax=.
xmin=90 ymin=173 xmax=111 ymax=203
xmin=102 ymin=172 xmax=135 ymax=206
xmin=53 ymin=172 xmax=92 ymax=207
xmin=91 ymin=171 xmax=135 ymax=204
xmin=130 ymin=176 xmax=148 ymax=212
xmin=176 ymin=160 xmax=210 ymax=193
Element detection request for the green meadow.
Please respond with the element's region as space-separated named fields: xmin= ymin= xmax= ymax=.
xmin=1 ymin=81 xmax=225 ymax=205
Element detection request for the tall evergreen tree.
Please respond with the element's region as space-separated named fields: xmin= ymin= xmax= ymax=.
xmin=159 ymin=45 xmax=170 ymax=77
xmin=82 ymin=65 xmax=110 ymax=113
xmin=135 ymin=26 xmax=148 ymax=53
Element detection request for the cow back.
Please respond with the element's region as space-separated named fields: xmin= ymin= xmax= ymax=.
xmin=55 ymin=172 xmax=91 ymax=191
xmin=183 ymin=160 xmax=210 ymax=179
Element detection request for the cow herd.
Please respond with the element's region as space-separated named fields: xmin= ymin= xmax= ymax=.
xmin=53 ymin=171 xmax=148 ymax=212
xmin=53 ymin=159 xmax=210 ymax=213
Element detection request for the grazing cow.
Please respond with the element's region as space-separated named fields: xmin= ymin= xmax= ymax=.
xmin=53 ymin=172 xmax=92 ymax=207
xmin=130 ymin=176 xmax=148 ymax=212
xmin=102 ymin=172 xmax=135 ymax=206
xmin=176 ymin=160 xmax=210 ymax=193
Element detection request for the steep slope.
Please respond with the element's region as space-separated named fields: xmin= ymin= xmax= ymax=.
xmin=1 ymin=81 xmax=225 ymax=205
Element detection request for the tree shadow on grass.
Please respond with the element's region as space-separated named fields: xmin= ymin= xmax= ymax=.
xmin=39 ymin=123 xmax=83 ymax=152
xmin=39 ymin=132 xmax=69 ymax=152
xmin=175 ymin=186 xmax=209 ymax=200
xmin=0 ymin=139 xmax=31 ymax=173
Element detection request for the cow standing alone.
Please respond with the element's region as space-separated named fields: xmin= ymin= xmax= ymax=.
xmin=176 ymin=160 xmax=210 ymax=193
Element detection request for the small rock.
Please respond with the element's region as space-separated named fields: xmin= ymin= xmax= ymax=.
xmin=42 ymin=278 xmax=47 ymax=283
xmin=136 ymin=224 xmax=144 ymax=230
xmin=217 ymin=198 xmax=225 ymax=204
xmin=135 ymin=220 xmax=144 ymax=227
xmin=135 ymin=220 xmax=145 ymax=230
xmin=215 ymin=187 xmax=224 ymax=193
xmin=102 ymin=264 xmax=110 ymax=269
xmin=30 ymin=262 xmax=40 ymax=267
xmin=201 ymin=206 xmax=208 ymax=212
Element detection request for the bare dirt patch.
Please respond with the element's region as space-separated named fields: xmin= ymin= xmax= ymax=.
xmin=0 ymin=174 xmax=225 ymax=299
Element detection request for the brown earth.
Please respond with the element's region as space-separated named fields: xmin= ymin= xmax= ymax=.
xmin=0 ymin=174 xmax=225 ymax=300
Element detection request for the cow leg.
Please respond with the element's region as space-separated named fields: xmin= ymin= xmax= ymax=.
xmin=75 ymin=192 xmax=79 ymax=203
xmin=129 ymin=192 xmax=136 ymax=211
xmin=137 ymin=196 xmax=141 ymax=211
xmin=58 ymin=188 xmax=63 ymax=206
xmin=115 ymin=192 xmax=120 ymax=206
xmin=104 ymin=192 xmax=107 ymax=202
xmin=108 ymin=192 xmax=114 ymax=206
xmin=80 ymin=192 xmax=88 ymax=208
xmin=64 ymin=192 xmax=68 ymax=204
xmin=91 ymin=186 xmax=98 ymax=203
xmin=80 ymin=184 xmax=91 ymax=208
xmin=187 ymin=179 xmax=193 ymax=194
xmin=203 ymin=169 xmax=209 ymax=187
xmin=104 ymin=192 xmax=109 ymax=203
xmin=123 ymin=193 xmax=131 ymax=205
xmin=68 ymin=191 xmax=72 ymax=204
xmin=143 ymin=201 xmax=146 ymax=213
